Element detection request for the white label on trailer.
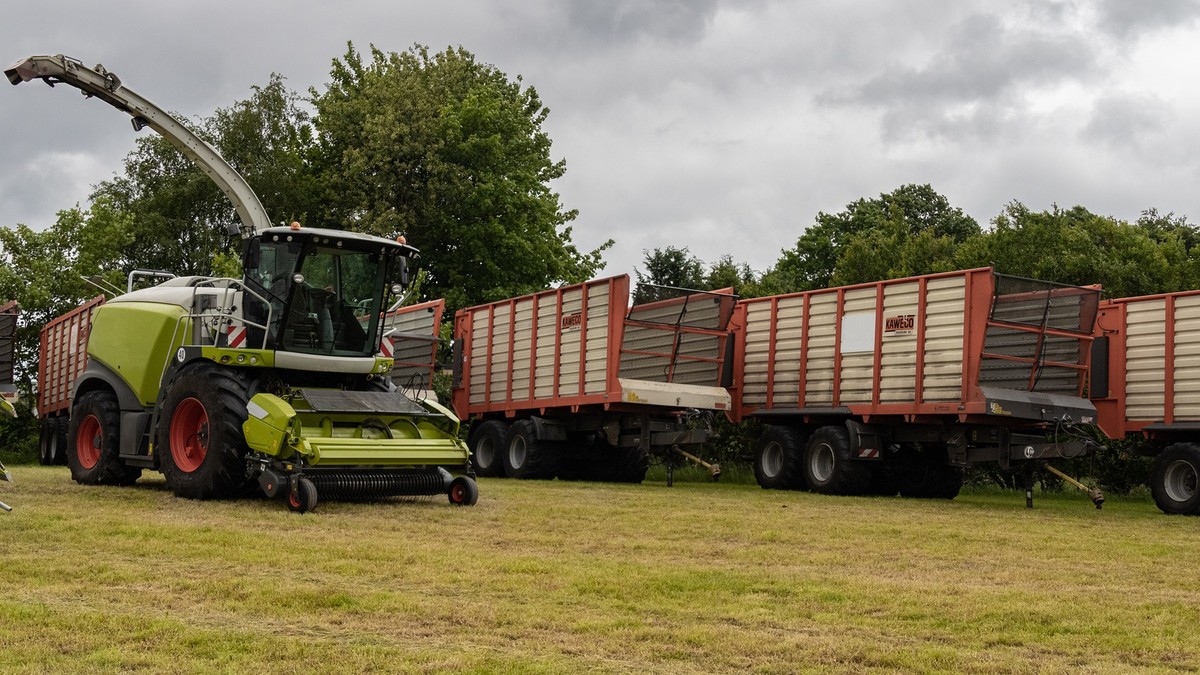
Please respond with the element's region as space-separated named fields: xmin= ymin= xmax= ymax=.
xmin=841 ymin=311 xmax=877 ymax=353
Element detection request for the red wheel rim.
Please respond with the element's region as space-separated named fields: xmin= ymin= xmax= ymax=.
xmin=169 ymin=397 xmax=209 ymax=473
xmin=450 ymin=483 xmax=465 ymax=504
xmin=76 ymin=414 xmax=101 ymax=469
xmin=289 ymin=491 xmax=302 ymax=508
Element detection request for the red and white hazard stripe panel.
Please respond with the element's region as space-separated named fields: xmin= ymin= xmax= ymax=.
xmin=226 ymin=324 xmax=247 ymax=349
xmin=379 ymin=335 xmax=394 ymax=359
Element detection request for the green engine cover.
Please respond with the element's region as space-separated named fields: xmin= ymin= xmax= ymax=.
xmin=88 ymin=302 xmax=189 ymax=406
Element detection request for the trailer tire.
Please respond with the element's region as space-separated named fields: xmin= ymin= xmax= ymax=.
xmin=1151 ymin=444 xmax=1200 ymax=515
xmin=67 ymin=390 xmax=141 ymax=485
xmin=867 ymin=463 xmax=899 ymax=497
xmin=896 ymin=446 xmax=963 ymax=499
xmin=503 ymin=419 xmax=557 ymax=479
xmin=38 ymin=418 xmax=54 ymax=465
xmin=50 ymin=416 xmax=69 ymax=465
xmin=157 ymin=364 xmax=251 ymax=500
xmin=470 ymin=420 xmax=508 ymax=477
xmin=754 ymin=425 xmax=805 ymax=490
xmin=606 ymin=447 xmax=649 ymax=484
xmin=803 ymin=425 xmax=870 ymax=495
xmin=555 ymin=440 xmax=595 ymax=481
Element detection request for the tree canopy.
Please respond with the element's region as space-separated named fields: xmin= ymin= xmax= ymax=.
xmin=311 ymin=44 xmax=610 ymax=311
xmin=764 ymin=184 xmax=980 ymax=293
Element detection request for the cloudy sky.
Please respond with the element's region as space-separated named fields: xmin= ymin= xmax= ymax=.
xmin=3 ymin=0 xmax=1200 ymax=279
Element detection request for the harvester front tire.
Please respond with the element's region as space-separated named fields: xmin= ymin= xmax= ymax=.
xmin=448 ymin=476 xmax=480 ymax=506
xmin=157 ymin=364 xmax=251 ymax=500
xmin=288 ymin=477 xmax=318 ymax=513
xmin=754 ymin=424 xmax=805 ymax=490
xmin=470 ymin=420 xmax=508 ymax=477
xmin=1151 ymin=444 xmax=1200 ymax=515
xmin=67 ymin=391 xmax=141 ymax=485
xmin=803 ymin=425 xmax=870 ymax=496
xmin=503 ymin=419 xmax=558 ymax=479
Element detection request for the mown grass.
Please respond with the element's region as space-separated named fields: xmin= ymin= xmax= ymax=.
xmin=0 ymin=466 xmax=1197 ymax=674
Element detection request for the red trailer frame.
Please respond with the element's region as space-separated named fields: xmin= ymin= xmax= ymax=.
xmin=730 ymin=268 xmax=1101 ymax=502
xmin=1091 ymin=290 xmax=1200 ymax=514
xmin=452 ymin=275 xmax=734 ymax=482
xmin=381 ymin=298 xmax=444 ymax=398
xmin=36 ymin=295 xmax=105 ymax=465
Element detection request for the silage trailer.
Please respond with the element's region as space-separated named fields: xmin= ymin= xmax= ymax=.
xmin=729 ymin=267 xmax=1104 ymax=504
xmin=452 ymin=275 xmax=734 ymax=482
xmin=1091 ymin=290 xmax=1200 ymax=514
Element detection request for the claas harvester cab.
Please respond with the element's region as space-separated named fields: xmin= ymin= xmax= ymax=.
xmin=8 ymin=54 xmax=477 ymax=512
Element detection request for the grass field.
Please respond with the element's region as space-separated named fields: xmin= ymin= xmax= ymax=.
xmin=1 ymin=465 xmax=1198 ymax=674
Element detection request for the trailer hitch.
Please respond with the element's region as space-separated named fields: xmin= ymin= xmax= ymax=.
xmin=1044 ymin=462 xmax=1105 ymax=509
xmin=664 ymin=445 xmax=721 ymax=487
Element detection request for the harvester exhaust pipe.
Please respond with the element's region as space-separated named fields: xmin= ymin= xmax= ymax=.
xmin=1043 ymin=462 xmax=1105 ymax=509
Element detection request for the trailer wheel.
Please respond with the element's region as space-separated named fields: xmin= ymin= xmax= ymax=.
xmin=157 ymin=363 xmax=251 ymax=499
xmin=287 ymin=477 xmax=318 ymax=513
xmin=555 ymin=441 xmax=595 ymax=481
xmin=38 ymin=418 xmax=55 ymax=465
xmin=803 ymin=425 xmax=870 ymax=496
xmin=51 ymin=416 xmax=69 ymax=465
xmin=448 ymin=476 xmax=480 ymax=506
xmin=866 ymin=463 xmax=899 ymax=497
xmin=607 ymin=447 xmax=649 ymax=484
xmin=503 ymin=419 xmax=558 ymax=479
xmin=896 ymin=445 xmax=963 ymax=499
xmin=754 ymin=425 xmax=805 ymax=490
xmin=1151 ymin=444 xmax=1200 ymax=515
xmin=470 ymin=420 xmax=508 ymax=477
xmin=67 ymin=390 xmax=142 ymax=485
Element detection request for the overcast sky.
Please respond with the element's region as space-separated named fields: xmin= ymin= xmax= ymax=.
xmin=3 ymin=0 xmax=1200 ymax=279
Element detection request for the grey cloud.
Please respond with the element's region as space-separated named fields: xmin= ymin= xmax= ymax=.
xmin=818 ymin=11 xmax=1099 ymax=142
xmin=1080 ymin=93 xmax=1167 ymax=149
xmin=563 ymin=0 xmax=720 ymax=45
xmin=1093 ymin=0 xmax=1200 ymax=39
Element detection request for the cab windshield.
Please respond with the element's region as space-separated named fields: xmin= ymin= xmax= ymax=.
xmin=246 ymin=237 xmax=391 ymax=357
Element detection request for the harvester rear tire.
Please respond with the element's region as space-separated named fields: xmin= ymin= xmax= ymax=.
xmin=803 ymin=425 xmax=870 ymax=496
xmin=287 ymin=477 xmax=318 ymax=513
xmin=503 ymin=419 xmax=558 ymax=479
xmin=470 ymin=420 xmax=508 ymax=477
xmin=157 ymin=363 xmax=251 ymax=500
xmin=67 ymin=390 xmax=142 ymax=486
xmin=448 ymin=476 xmax=480 ymax=506
xmin=753 ymin=425 xmax=805 ymax=490
xmin=1151 ymin=444 xmax=1200 ymax=515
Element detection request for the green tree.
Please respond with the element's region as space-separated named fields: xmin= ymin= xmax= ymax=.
xmin=311 ymin=43 xmax=610 ymax=313
xmin=91 ymin=74 xmax=315 ymax=276
xmin=633 ymin=246 xmax=706 ymax=303
xmin=705 ymin=254 xmax=758 ymax=297
xmin=0 ymin=202 xmax=130 ymax=390
xmin=955 ymin=203 xmax=1187 ymax=298
xmin=766 ymin=184 xmax=980 ymax=292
